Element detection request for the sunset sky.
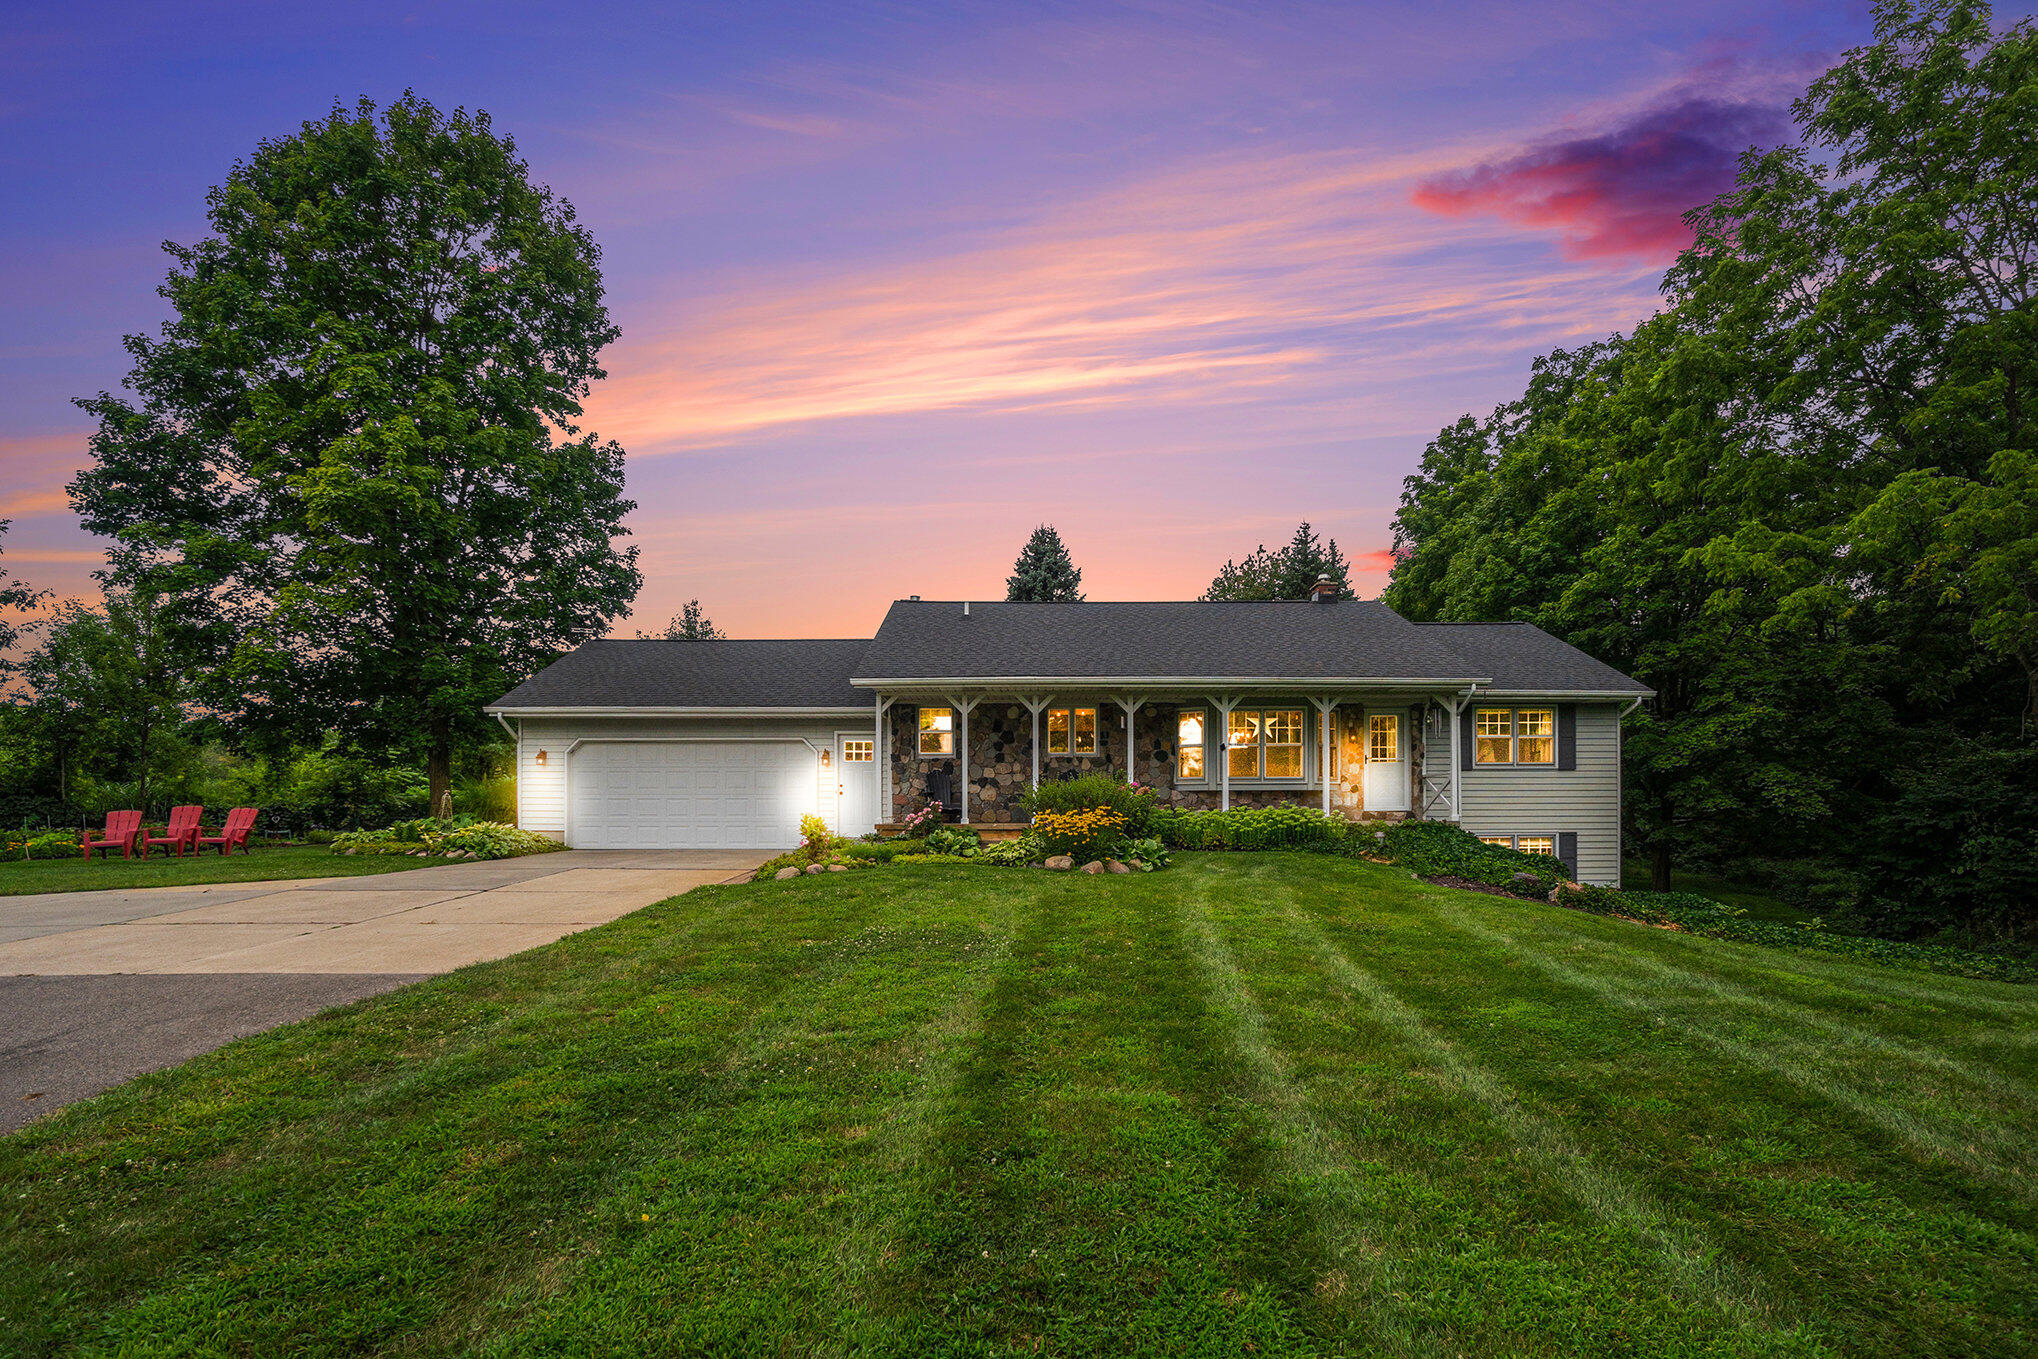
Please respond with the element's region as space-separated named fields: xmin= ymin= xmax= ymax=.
xmin=2 ymin=1 xmax=1874 ymax=637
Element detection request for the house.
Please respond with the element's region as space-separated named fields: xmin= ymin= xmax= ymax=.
xmin=486 ymin=586 xmax=1652 ymax=884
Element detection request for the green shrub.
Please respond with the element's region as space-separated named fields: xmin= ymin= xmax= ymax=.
xmin=980 ymin=832 xmax=1045 ymax=866
xmin=1021 ymin=774 xmax=1161 ymax=837
xmin=1154 ymin=804 xmax=1352 ymax=853
xmin=923 ymin=826 xmax=983 ymax=858
xmin=1121 ymin=836 xmax=1169 ymax=870
xmin=330 ymin=819 xmax=559 ymax=860
xmin=1377 ymin=820 xmax=1567 ymax=898
xmin=7 ymin=830 xmax=82 ymax=861
xmin=838 ymin=839 xmax=927 ymax=862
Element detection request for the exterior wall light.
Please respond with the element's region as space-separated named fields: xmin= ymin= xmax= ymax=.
xmin=821 ymin=748 xmax=832 ymax=768
xmin=535 ymin=749 xmax=548 ymax=766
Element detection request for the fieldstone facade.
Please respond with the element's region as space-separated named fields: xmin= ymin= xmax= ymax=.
xmin=884 ymin=698 xmax=1441 ymax=823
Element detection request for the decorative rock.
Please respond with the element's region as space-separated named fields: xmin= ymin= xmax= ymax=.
xmin=775 ymin=866 xmax=801 ymax=880
xmin=1126 ymin=860 xmax=1145 ymax=871
xmin=827 ymin=863 xmax=847 ymax=872
xmin=1080 ymin=860 xmax=1105 ymax=874
xmin=1045 ymin=855 xmax=1074 ymax=871
xmin=1105 ymin=859 xmax=1131 ymax=874
xmin=804 ymin=863 xmax=825 ymax=874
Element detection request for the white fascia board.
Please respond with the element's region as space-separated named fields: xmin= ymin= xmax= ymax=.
xmin=483 ymin=705 xmax=873 ymax=717
xmin=1470 ymin=689 xmax=1656 ymax=700
xmin=850 ymin=675 xmax=1492 ymax=688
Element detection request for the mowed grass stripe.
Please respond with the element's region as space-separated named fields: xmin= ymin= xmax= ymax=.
xmin=1437 ymin=904 xmax=2038 ymax=1198
xmin=1258 ymin=880 xmax=1796 ymax=1339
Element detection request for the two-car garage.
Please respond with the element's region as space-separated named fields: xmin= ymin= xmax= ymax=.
xmin=565 ymin=740 xmax=818 ymax=850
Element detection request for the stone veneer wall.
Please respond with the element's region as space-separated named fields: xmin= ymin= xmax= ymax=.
xmin=885 ymin=699 xmax=1435 ymax=821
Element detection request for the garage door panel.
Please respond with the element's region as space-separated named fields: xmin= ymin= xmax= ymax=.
xmin=567 ymin=741 xmax=812 ymax=849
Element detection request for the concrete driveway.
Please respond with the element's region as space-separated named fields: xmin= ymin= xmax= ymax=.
xmin=0 ymin=849 xmax=768 ymax=1132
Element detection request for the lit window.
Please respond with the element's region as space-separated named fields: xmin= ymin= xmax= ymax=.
xmin=1479 ymin=836 xmax=1514 ymax=847
xmin=918 ymin=707 xmax=954 ymax=756
xmin=1516 ymin=835 xmax=1556 ymax=858
xmin=1046 ymin=707 xmax=1097 ymax=756
xmin=1262 ymin=709 xmax=1304 ymax=778
xmin=1367 ymin=714 xmax=1399 ymax=762
xmin=1516 ymin=709 xmax=1555 ymax=765
xmin=1228 ymin=710 xmax=1260 ymax=778
xmin=1177 ymin=711 xmax=1205 ymax=780
xmin=1475 ymin=708 xmax=1513 ymax=764
xmin=842 ymin=739 xmax=873 ymax=762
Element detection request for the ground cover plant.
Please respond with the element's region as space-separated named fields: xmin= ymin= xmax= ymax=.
xmin=3 ymin=854 xmax=2033 ymax=1356
xmin=0 ymin=844 xmax=438 ymax=896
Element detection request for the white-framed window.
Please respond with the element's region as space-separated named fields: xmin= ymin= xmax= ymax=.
xmin=1474 ymin=707 xmax=1556 ymax=766
xmin=1177 ymin=711 xmax=1205 ymax=780
xmin=918 ymin=707 xmax=954 ymax=756
xmin=1198 ymin=709 xmax=1312 ymax=782
xmin=1481 ymin=833 xmax=1558 ymax=858
xmin=1367 ymin=714 xmax=1399 ymax=762
xmin=842 ymin=739 xmax=873 ymax=762
xmin=1046 ymin=707 xmax=1098 ymax=756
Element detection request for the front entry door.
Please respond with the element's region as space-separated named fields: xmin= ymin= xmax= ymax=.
xmin=1362 ymin=710 xmax=1409 ymax=812
xmin=836 ymin=731 xmax=879 ymax=838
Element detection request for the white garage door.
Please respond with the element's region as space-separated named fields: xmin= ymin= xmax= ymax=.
xmin=567 ymin=741 xmax=814 ymax=849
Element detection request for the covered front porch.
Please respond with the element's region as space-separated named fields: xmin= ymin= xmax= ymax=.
xmin=861 ymin=687 xmax=1474 ymax=828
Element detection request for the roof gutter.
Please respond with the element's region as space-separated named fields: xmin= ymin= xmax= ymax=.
xmin=482 ymin=705 xmax=873 ymax=717
xmin=849 ymin=674 xmax=1492 ymax=688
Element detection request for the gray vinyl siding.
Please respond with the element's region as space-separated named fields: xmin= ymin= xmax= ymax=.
xmin=512 ymin=715 xmax=856 ymax=839
xmin=1458 ymin=702 xmax=1623 ymax=885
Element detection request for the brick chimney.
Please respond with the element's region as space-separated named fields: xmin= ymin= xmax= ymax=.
xmin=1309 ymin=574 xmax=1336 ymax=603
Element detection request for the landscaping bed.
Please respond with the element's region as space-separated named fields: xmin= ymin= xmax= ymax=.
xmin=329 ymin=816 xmax=564 ymax=862
xmin=3 ymin=853 xmax=2032 ymax=1356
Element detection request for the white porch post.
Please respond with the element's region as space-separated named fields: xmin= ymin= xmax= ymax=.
xmin=1210 ymin=695 xmax=1237 ymax=811
xmin=946 ymin=693 xmax=977 ymax=824
xmin=1020 ymin=695 xmax=1052 ymax=789
xmin=1314 ymin=696 xmax=1336 ymax=817
xmin=1116 ymin=695 xmax=1146 ymax=786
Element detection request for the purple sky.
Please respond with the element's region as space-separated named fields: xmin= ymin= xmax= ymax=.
xmin=2 ymin=2 xmax=1871 ymax=637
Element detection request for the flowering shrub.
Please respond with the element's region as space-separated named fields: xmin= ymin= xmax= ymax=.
xmin=1032 ymin=807 xmax=1126 ymax=862
xmin=800 ymin=813 xmax=834 ymax=858
xmin=898 ymin=803 xmax=942 ymax=837
xmin=5 ymin=830 xmax=81 ymax=861
xmin=1022 ymin=775 xmax=1159 ymax=836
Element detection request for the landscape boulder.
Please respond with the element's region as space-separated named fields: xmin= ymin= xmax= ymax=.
xmin=774 ymin=866 xmax=801 ymax=881
xmin=1105 ymin=859 xmax=1131 ymax=874
xmin=827 ymin=863 xmax=847 ymax=872
xmin=1045 ymin=855 xmax=1074 ymax=871
xmin=1079 ymin=860 xmax=1105 ymax=874
xmin=804 ymin=864 xmax=825 ymax=874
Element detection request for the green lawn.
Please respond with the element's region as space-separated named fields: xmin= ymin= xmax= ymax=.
xmin=3 ymin=855 xmax=2032 ymax=1357
xmin=0 ymin=844 xmax=438 ymax=896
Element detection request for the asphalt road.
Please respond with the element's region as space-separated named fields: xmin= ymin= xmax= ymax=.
xmin=0 ymin=973 xmax=422 ymax=1134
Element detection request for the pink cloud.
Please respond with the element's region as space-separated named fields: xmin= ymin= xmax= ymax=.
xmin=1411 ymin=94 xmax=1793 ymax=260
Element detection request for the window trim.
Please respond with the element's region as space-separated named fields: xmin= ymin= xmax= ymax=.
xmin=841 ymin=738 xmax=874 ymax=763
xmin=1045 ymin=706 xmax=1100 ymax=758
xmin=1473 ymin=706 xmax=1557 ymax=767
xmin=917 ymin=706 xmax=954 ymax=757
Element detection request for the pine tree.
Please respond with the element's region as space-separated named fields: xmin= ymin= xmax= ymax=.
xmin=1201 ymin=522 xmax=1354 ymax=599
xmin=1005 ymin=526 xmax=1085 ymax=601
xmin=638 ymin=599 xmax=724 ymax=639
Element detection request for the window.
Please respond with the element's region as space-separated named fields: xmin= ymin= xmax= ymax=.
xmin=1212 ymin=707 xmax=1306 ymax=780
xmin=918 ymin=707 xmax=954 ymax=756
xmin=1515 ymin=835 xmax=1556 ymax=858
xmin=1479 ymin=836 xmax=1514 ymax=847
xmin=1474 ymin=707 xmax=1557 ymax=765
xmin=1367 ymin=714 xmax=1399 ymax=762
xmin=1046 ymin=707 xmax=1098 ymax=756
xmin=842 ymin=739 xmax=873 ymax=762
xmin=1177 ymin=711 xmax=1205 ymax=780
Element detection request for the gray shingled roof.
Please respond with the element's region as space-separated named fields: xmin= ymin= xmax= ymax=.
xmin=489 ymin=639 xmax=873 ymax=710
xmin=1413 ymin=621 xmax=1651 ymax=694
xmin=487 ymin=603 xmax=1650 ymax=709
xmin=853 ymin=599 xmax=1486 ymax=682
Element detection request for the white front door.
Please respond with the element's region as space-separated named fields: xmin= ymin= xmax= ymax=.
xmin=1361 ymin=710 xmax=1409 ymax=812
xmin=835 ymin=731 xmax=878 ymax=838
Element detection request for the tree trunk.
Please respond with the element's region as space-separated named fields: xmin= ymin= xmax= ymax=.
xmin=1649 ymin=841 xmax=1672 ymax=893
xmin=428 ymin=715 xmax=454 ymax=820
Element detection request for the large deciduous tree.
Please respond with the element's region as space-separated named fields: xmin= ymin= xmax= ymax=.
xmin=72 ymin=95 xmax=641 ymax=815
xmin=0 ymin=520 xmax=49 ymax=679
xmin=1005 ymin=526 xmax=1085 ymax=602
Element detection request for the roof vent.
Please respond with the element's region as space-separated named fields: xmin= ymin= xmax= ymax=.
xmin=1309 ymin=574 xmax=1337 ymax=604
xmin=909 ymin=595 xmax=920 ymax=601
xmin=963 ymin=601 xmax=970 ymax=616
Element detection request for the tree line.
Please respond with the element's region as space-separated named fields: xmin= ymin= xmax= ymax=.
xmin=1387 ymin=0 xmax=2037 ymax=942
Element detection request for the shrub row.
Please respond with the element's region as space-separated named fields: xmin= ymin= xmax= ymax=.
xmin=330 ymin=819 xmax=562 ymax=861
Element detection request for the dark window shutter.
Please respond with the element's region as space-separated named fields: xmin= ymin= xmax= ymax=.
xmin=1460 ymin=706 xmax=1474 ymax=771
xmin=1557 ymin=703 xmax=1577 ymax=770
xmin=1558 ymin=831 xmax=1578 ymax=878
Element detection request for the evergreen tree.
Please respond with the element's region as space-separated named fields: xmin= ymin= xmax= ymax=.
xmin=1202 ymin=522 xmax=1355 ymax=599
xmin=638 ymin=599 xmax=724 ymax=639
xmin=1005 ymin=526 xmax=1085 ymax=601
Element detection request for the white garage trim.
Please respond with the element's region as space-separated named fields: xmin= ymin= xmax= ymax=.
xmin=564 ymin=737 xmax=824 ymax=849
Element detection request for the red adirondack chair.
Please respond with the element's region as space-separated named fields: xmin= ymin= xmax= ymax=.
xmin=81 ymin=809 xmax=145 ymax=861
xmin=194 ymin=807 xmax=259 ymax=856
xmin=142 ymin=805 xmax=205 ymax=858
